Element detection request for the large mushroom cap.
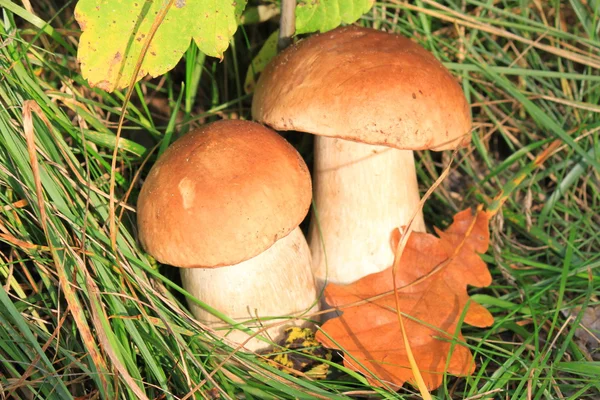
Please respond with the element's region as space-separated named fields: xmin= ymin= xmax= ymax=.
xmin=137 ymin=120 xmax=312 ymax=268
xmin=252 ymin=26 xmax=471 ymax=151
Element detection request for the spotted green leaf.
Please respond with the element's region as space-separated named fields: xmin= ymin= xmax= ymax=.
xmin=75 ymin=0 xmax=247 ymax=92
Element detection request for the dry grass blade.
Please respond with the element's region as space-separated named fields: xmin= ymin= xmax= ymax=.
xmin=22 ymin=100 xmax=111 ymax=396
xmin=108 ymin=0 xmax=176 ymax=251
xmin=395 ymin=0 xmax=600 ymax=69
xmin=84 ymin=265 xmax=151 ymax=400
xmin=389 ymin=146 xmax=462 ymax=398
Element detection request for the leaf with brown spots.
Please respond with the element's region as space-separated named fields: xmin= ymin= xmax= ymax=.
xmin=75 ymin=0 xmax=247 ymax=91
xmin=316 ymin=207 xmax=494 ymax=390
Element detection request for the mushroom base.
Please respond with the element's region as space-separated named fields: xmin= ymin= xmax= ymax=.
xmin=181 ymin=227 xmax=319 ymax=352
xmin=309 ymin=136 xmax=426 ymax=289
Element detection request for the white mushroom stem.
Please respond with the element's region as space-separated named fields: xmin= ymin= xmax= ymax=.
xmin=181 ymin=227 xmax=318 ymax=352
xmin=309 ymin=136 xmax=426 ymax=289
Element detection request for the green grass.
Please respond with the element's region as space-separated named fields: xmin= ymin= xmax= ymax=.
xmin=1 ymin=0 xmax=599 ymax=399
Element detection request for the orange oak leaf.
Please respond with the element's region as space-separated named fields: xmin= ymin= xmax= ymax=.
xmin=315 ymin=207 xmax=494 ymax=390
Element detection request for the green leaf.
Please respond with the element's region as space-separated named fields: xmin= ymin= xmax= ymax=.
xmin=82 ymin=129 xmax=147 ymax=156
xmin=193 ymin=0 xmax=248 ymax=57
xmin=296 ymin=0 xmax=374 ymax=34
xmin=75 ymin=0 xmax=247 ymax=92
xmin=244 ymin=29 xmax=278 ymax=93
xmin=556 ymin=362 xmax=600 ymax=378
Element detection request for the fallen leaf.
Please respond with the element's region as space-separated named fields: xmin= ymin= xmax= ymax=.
xmin=316 ymin=207 xmax=494 ymax=390
xmin=266 ymin=327 xmax=332 ymax=379
xmin=569 ymin=305 xmax=600 ymax=361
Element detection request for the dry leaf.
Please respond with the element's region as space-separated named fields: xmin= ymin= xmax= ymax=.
xmin=569 ymin=305 xmax=600 ymax=361
xmin=316 ymin=208 xmax=494 ymax=390
xmin=266 ymin=327 xmax=332 ymax=379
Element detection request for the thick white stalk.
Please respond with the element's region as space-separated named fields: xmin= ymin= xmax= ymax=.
xmin=180 ymin=227 xmax=318 ymax=352
xmin=309 ymin=136 xmax=425 ymax=288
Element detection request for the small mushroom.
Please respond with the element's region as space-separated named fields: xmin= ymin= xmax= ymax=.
xmin=252 ymin=26 xmax=472 ymax=287
xmin=137 ymin=120 xmax=319 ymax=351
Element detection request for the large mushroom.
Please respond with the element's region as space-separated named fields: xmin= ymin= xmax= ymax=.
xmin=137 ymin=120 xmax=319 ymax=351
xmin=252 ymin=26 xmax=472 ymax=287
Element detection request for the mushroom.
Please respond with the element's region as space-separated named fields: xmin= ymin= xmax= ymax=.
xmin=252 ymin=26 xmax=472 ymax=287
xmin=137 ymin=120 xmax=319 ymax=351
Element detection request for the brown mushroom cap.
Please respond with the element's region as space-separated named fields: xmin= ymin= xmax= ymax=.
xmin=137 ymin=120 xmax=312 ymax=268
xmin=252 ymin=26 xmax=471 ymax=151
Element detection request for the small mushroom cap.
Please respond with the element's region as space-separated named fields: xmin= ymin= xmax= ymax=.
xmin=137 ymin=120 xmax=312 ymax=268
xmin=252 ymin=26 xmax=471 ymax=151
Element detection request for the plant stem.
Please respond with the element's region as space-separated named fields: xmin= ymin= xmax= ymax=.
xmin=278 ymin=0 xmax=296 ymax=51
